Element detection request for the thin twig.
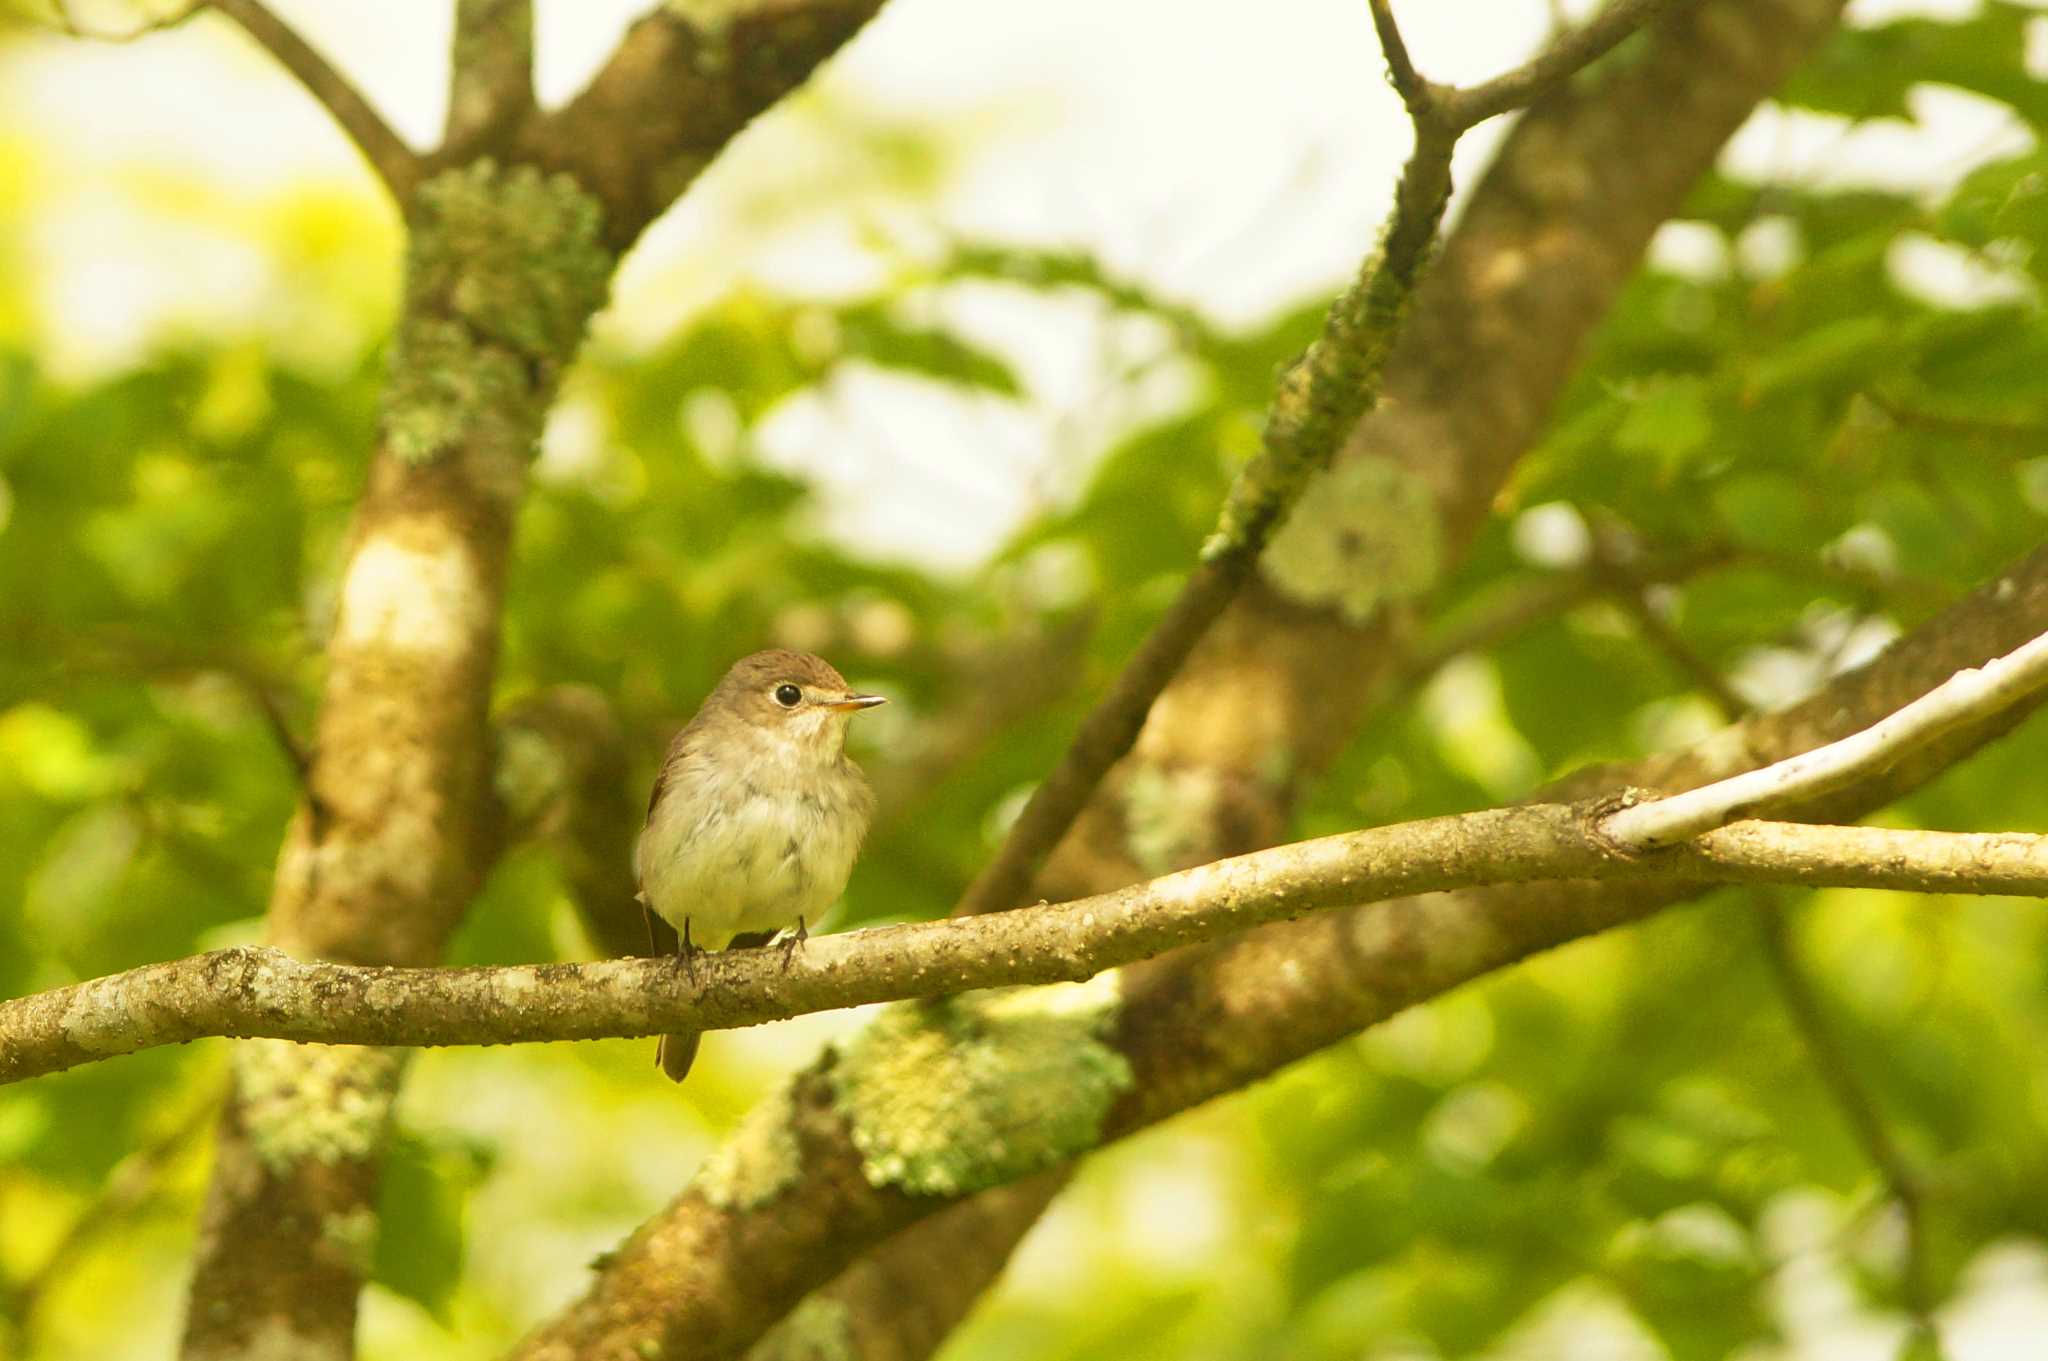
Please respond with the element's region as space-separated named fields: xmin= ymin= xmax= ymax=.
xmin=208 ymin=0 xmax=421 ymax=201
xmin=1602 ymin=624 xmax=2048 ymax=848
xmin=1589 ymin=521 xmax=1752 ymax=718
xmin=237 ymin=672 xmax=314 ymax=787
xmin=1866 ymin=390 xmax=2048 ymax=447
xmin=950 ymin=0 xmax=1678 ymax=918
xmin=1367 ymin=0 xmax=1435 ymax=118
xmin=1755 ymin=895 xmax=1937 ymax=1341
xmin=1446 ymin=0 xmax=1685 ymax=128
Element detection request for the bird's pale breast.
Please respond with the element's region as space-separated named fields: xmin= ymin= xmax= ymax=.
xmin=636 ymin=751 xmax=869 ymax=947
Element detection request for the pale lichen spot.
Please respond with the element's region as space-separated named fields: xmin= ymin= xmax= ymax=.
xmin=1261 ymin=456 xmax=1442 ymax=624
xmin=831 ymin=974 xmax=1131 ymax=1197
xmin=1120 ymin=764 xmax=1226 ymax=876
xmin=1479 ymin=246 xmax=1530 ymax=293
xmin=773 ymin=1295 xmax=856 ymax=1361
xmin=697 ymin=1079 xmax=804 ymax=1210
xmin=192 ymin=1316 xmax=352 ymax=1361
xmin=336 ymin=530 xmax=486 ymax=655
xmin=320 ymin=1206 xmax=379 ymax=1277
xmin=232 ymin=1039 xmax=399 ymax=1174
xmin=57 ymin=974 xmax=138 ymax=1055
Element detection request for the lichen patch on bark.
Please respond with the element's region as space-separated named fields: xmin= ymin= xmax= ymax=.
xmin=830 ymin=974 xmax=1132 ymax=1197
xmin=697 ymin=1079 xmax=804 ymax=1210
xmin=230 ymin=1039 xmax=400 ymax=1175
xmin=1261 ymin=455 xmax=1442 ymax=622
xmin=336 ymin=525 xmax=488 ymax=654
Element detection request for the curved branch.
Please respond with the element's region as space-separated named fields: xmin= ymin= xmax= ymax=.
xmin=1604 ymin=626 xmax=2048 ymax=848
xmin=445 ymin=0 xmax=535 ymax=155
xmin=1445 ymin=0 xmax=1684 ymax=128
xmin=208 ymin=0 xmax=422 ymax=201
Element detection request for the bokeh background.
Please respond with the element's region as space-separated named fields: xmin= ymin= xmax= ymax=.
xmin=6 ymin=1 xmax=2048 ymax=1357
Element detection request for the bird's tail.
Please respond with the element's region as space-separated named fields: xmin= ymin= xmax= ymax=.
xmin=656 ymin=1031 xmax=701 ymax=1083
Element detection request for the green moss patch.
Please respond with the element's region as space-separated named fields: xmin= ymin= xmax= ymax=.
xmin=830 ymin=975 xmax=1132 ymax=1198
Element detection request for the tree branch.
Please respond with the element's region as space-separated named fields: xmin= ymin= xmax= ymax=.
xmin=1589 ymin=520 xmax=1752 ymax=718
xmin=519 ymin=0 xmax=890 ymax=250
xmin=1443 ymin=0 xmax=1682 ymax=128
xmin=951 ymin=0 xmax=1682 ymax=919
xmin=208 ymin=0 xmax=422 ymax=201
xmin=495 ymin=685 xmax=644 ymax=958
xmin=13 ymin=803 xmax=2048 ymax=1080
xmin=445 ymin=0 xmax=536 ymax=156
xmin=1603 ymin=625 xmax=2048 ymax=849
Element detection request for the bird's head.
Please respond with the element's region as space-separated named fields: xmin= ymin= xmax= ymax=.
xmin=709 ymin=649 xmax=886 ymax=765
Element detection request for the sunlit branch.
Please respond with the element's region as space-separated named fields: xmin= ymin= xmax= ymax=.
xmin=7 ymin=810 xmax=2048 ymax=1084
xmin=1602 ymin=625 xmax=2048 ymax=848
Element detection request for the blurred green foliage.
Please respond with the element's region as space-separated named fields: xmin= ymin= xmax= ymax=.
xmin=5 ymin=5 xmax=2048 ymax=1361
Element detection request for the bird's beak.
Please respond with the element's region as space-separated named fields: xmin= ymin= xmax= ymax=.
xmin=824 ymin=693 xmax=887 ymax=713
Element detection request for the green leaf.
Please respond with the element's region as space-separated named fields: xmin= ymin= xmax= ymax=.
xmin=371 ymin=1128 xmax=493 ymax=1322
xmin=1744 ymin=315 xmax=1896 ymax=400
xmin=836 ymin=303 xmax=1022 ymax=395
xmin=1614 ymin=375 xmax=1714 ymax=476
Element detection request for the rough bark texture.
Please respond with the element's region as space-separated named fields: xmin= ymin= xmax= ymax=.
xmin=757 ymin=0 xmax=1854 ymax=1354
xmin=21 ymin=805 xmax=2048 ymax=1079
xmin=511 ymin=0 xmax=889 ymax=250
xmin=178 ymin=164 xmax=615 ymax=1361
xmin=521 ymin=534 xmax=2048 ymax=1361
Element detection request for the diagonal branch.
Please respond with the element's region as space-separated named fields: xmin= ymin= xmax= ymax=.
xmin=521 ymin=0 xmax=890 ymax=250
xmin=951 ymin=0 xmax=1686 ymax=919
xmin=1603 ymin=625 xmax=2048 ymax=848
xmin=208 ymin=0 xmax=422 ymax=201
xmin=1444 ymin=0 xmax=1681 ymax=127
xmin=514 ymin=533 xmax=2048 ymax=1361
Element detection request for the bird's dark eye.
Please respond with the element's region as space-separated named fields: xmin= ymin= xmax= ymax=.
xmin=773 ymin=683 xmax=802 ymax=708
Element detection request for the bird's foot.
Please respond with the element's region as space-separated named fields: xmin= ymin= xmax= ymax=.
xmin=778 ymin=917 xmax=808 ymax=973
xmin=679 ymin=917 xmax=703 ymax=984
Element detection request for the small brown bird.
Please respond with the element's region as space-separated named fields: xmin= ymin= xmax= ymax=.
xmin=636 ymin=650 xmax=884 ymax=1081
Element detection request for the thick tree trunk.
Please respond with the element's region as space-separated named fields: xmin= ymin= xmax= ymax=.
xmin=179 ymin=162 xmax=613 ymax=1361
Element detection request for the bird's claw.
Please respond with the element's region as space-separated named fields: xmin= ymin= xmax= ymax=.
xmin=679 ymin=917 xmax=703 ymax=984
xmin=778 ymin=917 xmax=808 ymax=973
